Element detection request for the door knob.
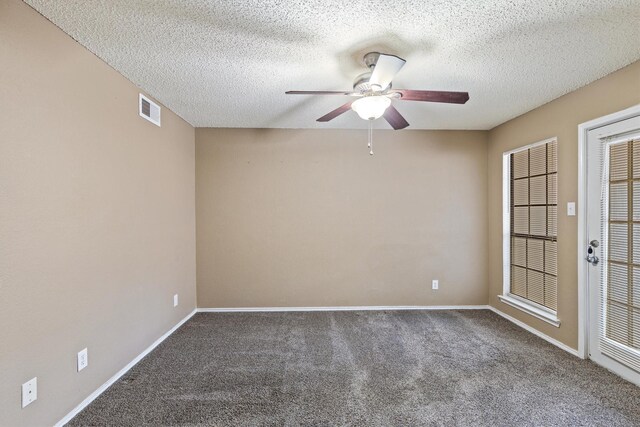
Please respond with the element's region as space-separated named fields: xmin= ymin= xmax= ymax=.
xmin=586 ymin=240 xmax=600 ymax=266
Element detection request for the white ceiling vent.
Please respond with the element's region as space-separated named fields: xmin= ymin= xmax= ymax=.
xmin=139 ymin=93 xmax=161 ymax=126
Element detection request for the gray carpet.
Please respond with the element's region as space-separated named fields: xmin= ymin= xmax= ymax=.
xmin=68 ymin=310 xmax=640 ymax=426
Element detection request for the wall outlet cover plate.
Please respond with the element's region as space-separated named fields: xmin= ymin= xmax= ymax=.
xmin=22 ymin=377 xmax=37 ymax=408
xmin=78 ymin=348 xmax=88 ymax=372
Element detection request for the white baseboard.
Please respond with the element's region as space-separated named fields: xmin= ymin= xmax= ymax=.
xmin=55 ymin=309 xmax=197 ymax=427
xmin=197 ymin=305 xmax=490 ymax=313
xmin=488 ymin=306 xmax=581 ymax=358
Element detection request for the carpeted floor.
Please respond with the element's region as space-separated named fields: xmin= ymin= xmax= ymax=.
xmin=68 ymin=310 xmax=640 ymax=426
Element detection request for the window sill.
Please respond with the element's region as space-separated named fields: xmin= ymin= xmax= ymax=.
xmin=498 ymin=294 xmax=561 ymax=327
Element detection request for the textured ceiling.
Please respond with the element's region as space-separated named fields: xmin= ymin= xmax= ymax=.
xmin=25 ymin=0 xmax=640 ymax=130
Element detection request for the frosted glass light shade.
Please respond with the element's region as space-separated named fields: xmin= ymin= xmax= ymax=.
xmin=351 ymin=96 xmax=391 ymax=120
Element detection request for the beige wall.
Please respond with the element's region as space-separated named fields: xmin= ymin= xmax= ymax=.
xmin=196 ymin=128 xmax=489 ymax=308
xmin=488 ymin=61 xmax=640 ymax=350
xmin=0 ymin=1 xmax=196 ymax=426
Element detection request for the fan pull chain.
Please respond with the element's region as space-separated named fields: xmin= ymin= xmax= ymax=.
xmin=368 ymin=120 xmax=374 ymax=156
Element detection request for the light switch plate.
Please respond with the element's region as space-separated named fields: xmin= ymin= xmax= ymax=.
xmin=173 ymin=294 xmax=179 ymax=307
xmin=22 ymin=377 xmax=37 ymax=408
xmin=567 ymin=202 xmax=576 ymax=216
xmin=77 ymin=348 xmax=88 ymax=372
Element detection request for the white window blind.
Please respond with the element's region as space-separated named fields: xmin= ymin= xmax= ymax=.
xmin=600 ymin=138 xmax=640 ymax=368
xmin=509 ymin=140 xmax=558 ymax=311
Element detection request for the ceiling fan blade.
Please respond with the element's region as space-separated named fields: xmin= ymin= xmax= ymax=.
xmin=383 ymin=105 xmax=409 ymax=130
xmin=394 ymin=90 xmax=469 ymax=104
xmin=317 ymin=101 xmax=354 ymax=122
xmin=286 ymin=90 xmax=356 ymax=96
xmin=369 ymin=54 xmax=406 ymax=90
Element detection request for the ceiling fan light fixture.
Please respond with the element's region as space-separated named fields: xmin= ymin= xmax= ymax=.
xmin=286 ymin=52 xmax=469 ymax=130
xmin=351 ymin=95 xmax=391 ymax=120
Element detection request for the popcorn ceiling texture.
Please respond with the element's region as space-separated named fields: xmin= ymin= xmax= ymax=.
xmin=24 ymin=0 xmax=640 ymax=129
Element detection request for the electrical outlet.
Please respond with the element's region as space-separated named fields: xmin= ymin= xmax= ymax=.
xmin=22 ymin=377 xmax=37 ymax=408
xmin=173 ymin=294 xmax=178 ymax=307
xmin=432 ymin=280 xmax=439 ymax=290
xmin=77 ymin=348 xmax=88 ymax=372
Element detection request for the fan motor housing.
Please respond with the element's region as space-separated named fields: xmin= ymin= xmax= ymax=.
xmin=353 ymin=52 xmax=392 ymax=93
xmin=353 ymin=71 xmax=392 ymax=94
xmin=353 ymin=72 xmax=373 ymax=93
xmin=363 ymin=52 xmax=380 ymax=69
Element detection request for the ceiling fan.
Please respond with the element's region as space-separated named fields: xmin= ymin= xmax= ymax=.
xmin=286 ymin=52 xmax=469 ymax=130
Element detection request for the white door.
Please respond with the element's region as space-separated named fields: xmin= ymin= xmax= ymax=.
xmin=587 ymin=114 xmax=640 ymax=384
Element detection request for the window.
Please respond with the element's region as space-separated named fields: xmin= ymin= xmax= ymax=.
xmin=500 ymin=138 xmax=560 ymax=326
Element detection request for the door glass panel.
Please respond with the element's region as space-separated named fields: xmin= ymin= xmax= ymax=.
xmin=609 ymin=183 xmax=628 ymax=221
xmin=605 ymin=140 xmax=640 ymax=352
xmin=634 ymin=182 xmax=640 ymax=221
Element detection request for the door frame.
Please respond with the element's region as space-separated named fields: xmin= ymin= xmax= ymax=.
xmin=577 ymin=103 xmax=640 ymax=360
